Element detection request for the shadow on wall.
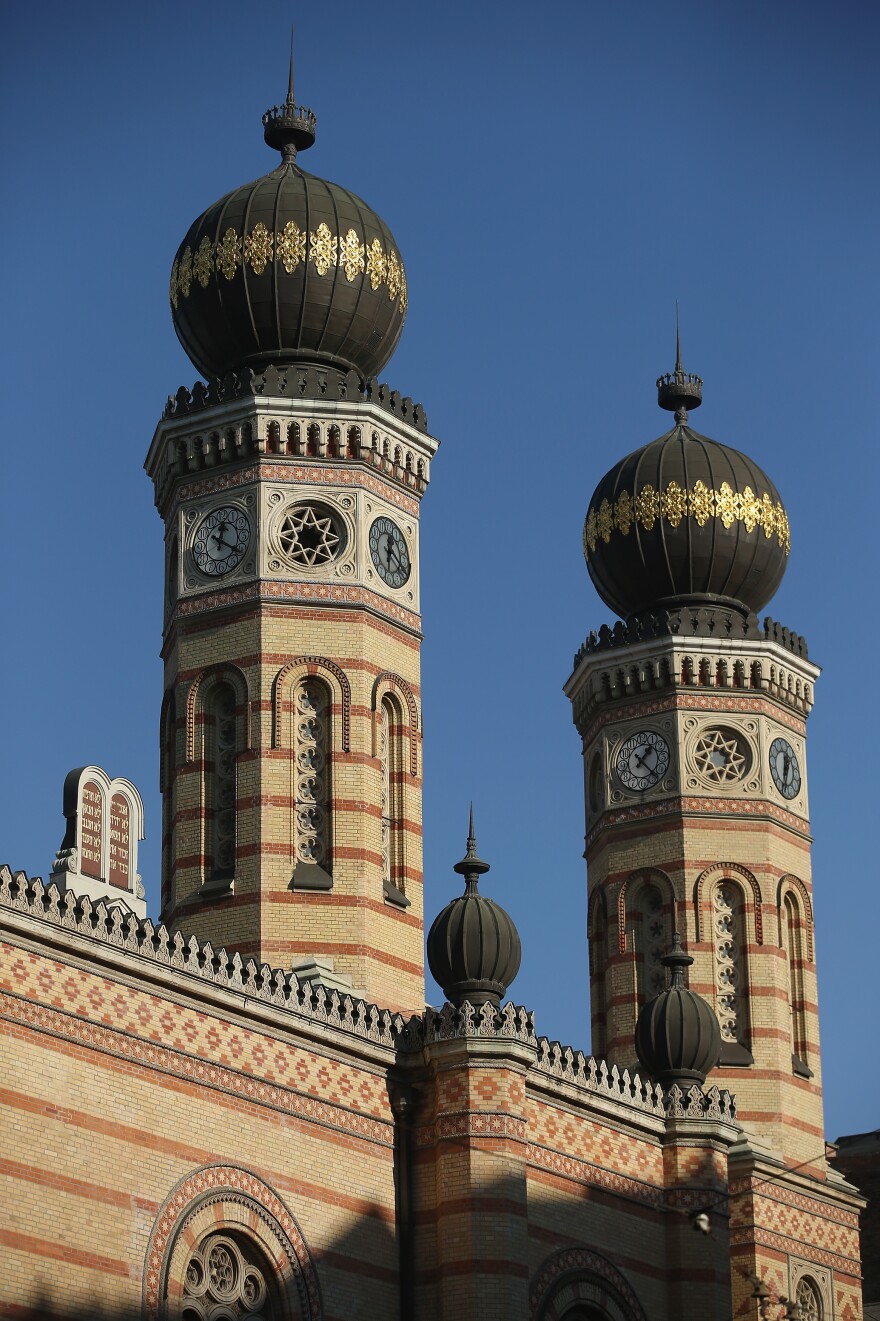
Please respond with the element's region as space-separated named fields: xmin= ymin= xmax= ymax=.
xmin=6 ymin=1166 xmax=734 ymax=1321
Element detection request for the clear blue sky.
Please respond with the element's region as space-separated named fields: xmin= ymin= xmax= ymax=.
xmin=2 ymin=0 xmax=878 ymax=1143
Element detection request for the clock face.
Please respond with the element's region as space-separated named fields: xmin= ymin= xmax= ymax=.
xmin=369 ymin=517 xmax=411 ymax=588
xmin=769 ymin=737 xmax=801 ymax=799
xmin=193 ymin=506 xmax=251 ymax=577
xmin=616 ymin=731 xmax=670 ymax=791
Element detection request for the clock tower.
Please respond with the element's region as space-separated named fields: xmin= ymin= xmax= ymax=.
xmin=145 ymin=64 xmax=438 ymax=1012
xmin=565 ymin=344 xmax=824 ymax=1167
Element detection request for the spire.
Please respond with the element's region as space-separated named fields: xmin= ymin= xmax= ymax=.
xmin=262 ymin=33 xmax=317 ymax=162
xmin=660 ymin=930 xmax=694 ymax=989
xmin=675 ymin=299 xmax=683 ymax=374
xmin=453 ymin=803 xmax=490 ymax=894
xmin=657 ymin=306 xmax=703 ymax=422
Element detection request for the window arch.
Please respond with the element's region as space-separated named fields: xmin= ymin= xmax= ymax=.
xmin=781 ymin=888 xmax=811 ymax=1075
xmin=711 ymin=880 xmax=753 ymax=1065
xmin=291 ymin=678 xmax=333 ymax=890
xmin=145 ymin=1164 xmax=320 ymax=1321
xmin=795 ymin=1276 xmax=823 ymax=1321
xmin=530 ymin=1246 xmax=648 ymax=1321
xmin=626 ymin=880 xmax=671 ymax=1005
xmin=205 ymin=681 xmax=238 ymax=890
xmin=588 ymin=890 xmax=608 ymax=1058
xmin=380 ymin=694 xmax=407 ymax=905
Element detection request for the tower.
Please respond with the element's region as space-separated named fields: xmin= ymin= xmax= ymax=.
xmin=565 ymin=342 xmax=823 ymax=1166
xmin=145 ymin=60 xmax=438 ymax=1012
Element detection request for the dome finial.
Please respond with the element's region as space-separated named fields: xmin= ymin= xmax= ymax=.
xmin=453 ymin=803 xmax=490 ymax=894
xmin=262 ymin=30 xmax=317 ymax=161
xmin=661 ymin=929 xmax=693 ymax=989
xmin=635 ymin=931 xmax=722 ymax=1088
xmin=657 ymin=305 xmax=703 ymax=422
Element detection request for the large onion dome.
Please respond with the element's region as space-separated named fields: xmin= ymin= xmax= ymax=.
xmin=169 ymin=56 xmax=408 ymax=382
xmin=427 ymin=810 xmax=522 ymax=1008
xmin=635 ymin=933 xmax=721 ymax=1089
xmin=583 ymin=335 xmax=790 ymax=623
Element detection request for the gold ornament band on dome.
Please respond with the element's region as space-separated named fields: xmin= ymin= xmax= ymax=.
xmin=583 ymin=479 xmax=790 ymax=559
xmin=169 ymin=222 xmax=407 ymax=313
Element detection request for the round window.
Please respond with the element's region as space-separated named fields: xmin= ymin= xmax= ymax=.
xmin=278 ymin=502 xmax=346 ymax=567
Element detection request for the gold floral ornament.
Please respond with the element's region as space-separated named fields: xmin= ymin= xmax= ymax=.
xmin=215 ymin=228 xmax=241 ymax=281
xmin=309 ymin=222 xmax=337 ymax=277
xmin=660 ymin=480 xmax=688 ymax=528
xmin=194 ymin=236 xmax=214 ymax=288
xmin=582 ymin=480 xmax=790 ymax=558
xmin=596 ymin=498 xmax=614 ymax=544
xmin=399 ymin=264 xmax=408 ymax=313
xmin=715 ymin=481 xmax=737 ymax=529
xmin=243 ymin=222 xmax=274 ymax=276
xmin=386 ymin=249 xmax=401 ymax=302
xmin=169 ymin=258 xmax=179 ymax=311
xmin=277 ymin=220 xmax=307 ymax=273
xmin=178 ymin=247 xmax=193 ymax=299
xmin=584 ymin=509 xmax=598 ymax=557
xmin=690 ymin=479 xmax=714 ymax=526
xmin=635 ymin=484 xmax=660 ymax=531
xmin=614 ymin=489 xmax=633 ymax=536
xmin=366 ymin=238 xmax=387 ymax=290
xmin=338 ymin=229 xmax=365 ymax=281
xmin=740 ymin=485 xmax=761 ymax=533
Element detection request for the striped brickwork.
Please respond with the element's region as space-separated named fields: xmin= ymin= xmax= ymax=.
xmin=567 ymin=633 xmax=825 ymax=1168
xmin=149 ymin=396 xmax=439 ymax=1015
xmin=0 ymin=884 xmax=401 ymax=1319
xmin=0 ymin=876 xmax=864 ymax=1320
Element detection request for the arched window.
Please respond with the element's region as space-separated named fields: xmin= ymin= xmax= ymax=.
xmin=182 ymin=1232 xmax=281 ymax=1319
xmin=160 ymin=689 xmax=177 ymax=916
xmin=795 ymin=1276 xmax=823 ymax=1321
xmin=712 ymin=881 xmax=752 ymax=1064
xmin=205 ymin=682 xmax=237 ymax=889
xmin=782 ymin=890 xmax=811 ymax=1075
xmin=380 ymin=695 xmax=407 ymax=905
xmin=588 ymin=894 xmax=608 ymax=1057
xmin=292 ymin=678 xmax=332 ymax=889
xmin=629 ymin=881 xmax=670 ymax=1004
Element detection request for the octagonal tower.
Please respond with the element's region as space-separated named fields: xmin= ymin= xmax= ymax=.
xmin=146 ymin=58 xmax=437 ymax=1011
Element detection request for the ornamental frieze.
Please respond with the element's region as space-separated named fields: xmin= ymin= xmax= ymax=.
xmin=171 ymin=222 xmax=407 ymax=313
xmin=583 ymin=479 xmax=790 ymax=557
xmin=173 ymin=463 xmax=420 ymax=520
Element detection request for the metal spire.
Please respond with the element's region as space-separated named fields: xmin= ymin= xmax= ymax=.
xmin=656 ymin=304 xmax=702 ymax=421
xmin=675 ymin=300 xmax=683 ymax=375
xmin=287 ymin=27 xmax=295 ymax=106
xmin=453 ymin=804 xmax=490 ymax=891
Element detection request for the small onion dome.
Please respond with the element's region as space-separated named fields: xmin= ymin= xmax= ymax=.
xmin=635 ymin=932 xmax=721 ymax=1089
xmin=427 ymin=809 xmax=522 ymax=1008
xmin=583 ymin=339 xmax=790 ymax=623
xmin=169 ymin=57 xmax=408 ymax=383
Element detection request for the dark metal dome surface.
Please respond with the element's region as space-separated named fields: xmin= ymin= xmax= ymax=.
xmin=584 ymin=352 xmax=790 ymax=622
xmin=169 ymin=69 xmax=407 ymax=382
xmin=427 ymin=813 xmax=521 ymax=1008
xmin=634 ymin=934 xmax=721 ymax=1088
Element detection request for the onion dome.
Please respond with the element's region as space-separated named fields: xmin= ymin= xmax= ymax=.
xmin=427 ymin=808 xmax=522 ymax=1008
xmin=583 ymin=330 xmax=790 ymax=623
xmin=169 ymin=51 xmax=408 ymax=382
xmin=635 ymin=933 xmax=721 ymax=1089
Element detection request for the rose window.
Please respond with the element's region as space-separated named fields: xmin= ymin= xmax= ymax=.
xmin=182 ymin=1233 xmax=276 ymax=1319
xmin=796 ymin=1278 xmax=822 ymax=1321
xmin=693 ymin=727 xmax=749 ymax=784
xmin=278 ymin=503 xmax=344 ymax=567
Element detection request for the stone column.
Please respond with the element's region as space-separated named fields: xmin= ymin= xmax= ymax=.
xmin=414 ymin=1006 xmax=536 ymax=1321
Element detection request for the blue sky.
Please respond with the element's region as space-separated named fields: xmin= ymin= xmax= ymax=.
xmin=2 ymin=0 xmax=878 ymax=1143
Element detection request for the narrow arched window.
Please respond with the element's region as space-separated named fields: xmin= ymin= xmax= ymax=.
xmin=713 ymin=882 xmax=752 ymax=1064
xmin=160 ymin=690 xmax=176 ymax=916
xmin=627 ymin=881 xmax=670 ymax=1008
xmin=782 ymin=891 xmax=811 ymax=1074
xmin=795 ymin=1276 xmax=823 ymax=1321
xmin=206 ymin=682 xmax=237 ymax=886
xmin=292 ymin=678 xmax=332 ymax=889
xmin=380 ymin=696 xmax=407 ymax=904
xmin=588 ymin=897 xmax=607 ymax=1058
